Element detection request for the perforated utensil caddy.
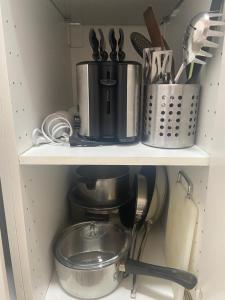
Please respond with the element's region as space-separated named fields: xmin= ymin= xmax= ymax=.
xmin=142 ymin=84 xmax=201 ymax=149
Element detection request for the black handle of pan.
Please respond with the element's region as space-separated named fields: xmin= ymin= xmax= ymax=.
xmin=125 ymin=259 xmax=197 ymax=290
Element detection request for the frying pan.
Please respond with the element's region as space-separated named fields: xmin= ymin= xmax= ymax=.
xmin=131 ymin=167 xmax=167 ymax=296
xmin=130 ymin=174 xmax=148 ymax=259
xmin=138 ymin=167 xmax=168 ymax=259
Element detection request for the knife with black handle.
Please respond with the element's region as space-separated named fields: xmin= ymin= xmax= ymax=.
xmin=89 ymin=28 xmax=100 ymax=61
xmin=98 ymin=29 xmax=108 ymax=61
xmin=109 ymin=29 xmax=118 ymax=62
xmin=118 ymin=28 xmax=126 ymax=62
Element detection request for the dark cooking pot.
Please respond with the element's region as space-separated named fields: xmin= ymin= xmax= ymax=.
xmin=74 ymin=166 xmax=130 ymax=209
xmin=54 ymin=222 xmax=197 ymax=299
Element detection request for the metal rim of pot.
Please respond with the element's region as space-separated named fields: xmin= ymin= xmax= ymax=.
xmin=68 ymin=186 xmax=130 ymax=211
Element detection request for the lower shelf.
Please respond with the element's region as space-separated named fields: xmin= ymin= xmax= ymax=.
xmin=45 ymin=225 xmax=174 ymax=300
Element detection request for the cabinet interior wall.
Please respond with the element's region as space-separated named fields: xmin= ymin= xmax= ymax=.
xmin=1 ymin=0 xmax=73 ymax=154
xmin=18 ymin=165 xmax=209 ymax=300
xmin=2 ymin=0 xmax=224 ymax=156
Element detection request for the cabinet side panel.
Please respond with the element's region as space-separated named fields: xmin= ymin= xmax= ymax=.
xmin=1 ymin=0 xmax=72 ymax=154
xmin=20 ymin=166 xmax=70 ymax=300
xmin=0 ymin=232 xmax=10 ymax=300
xmin=0 ymin=3 xmax=33 ymax=299
xmin=197 ymin=37 xmax=225 ymax=300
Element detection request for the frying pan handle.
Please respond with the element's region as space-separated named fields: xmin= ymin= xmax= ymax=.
xmin=125 ymin=259 xmax=197 ymax=290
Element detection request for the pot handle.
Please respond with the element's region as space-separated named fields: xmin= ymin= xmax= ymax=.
xmin=124 ymin=259 xmax=197 ymax=290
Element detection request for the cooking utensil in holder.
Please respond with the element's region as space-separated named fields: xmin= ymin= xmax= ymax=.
xmin=142 ymin=84 xmax=201 ymax=149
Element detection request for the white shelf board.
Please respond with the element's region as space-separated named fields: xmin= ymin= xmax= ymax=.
xmin=19 ymin=144 xmax=209 ymax=166
xmin=45 ymin=225 xmax=174 ymax=300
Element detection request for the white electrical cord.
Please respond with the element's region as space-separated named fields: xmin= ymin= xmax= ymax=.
xmin=32 ymin=111 xmax=73 ymax=146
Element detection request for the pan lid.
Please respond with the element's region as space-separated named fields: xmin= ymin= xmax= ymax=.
xmin=54 ymin=222 xmax=131 ymax=270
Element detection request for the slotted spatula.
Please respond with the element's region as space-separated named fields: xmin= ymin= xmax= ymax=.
xmin=187 ymin=0 xmax=225 ymax=83
xmin=175 ymin=12 xmax=225 ymax=83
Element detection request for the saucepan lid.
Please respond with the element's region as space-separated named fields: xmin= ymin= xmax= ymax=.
xmin=54 ymin=222 xmax=131 ymax=270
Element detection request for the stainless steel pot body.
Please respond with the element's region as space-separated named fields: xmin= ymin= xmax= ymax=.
xmin=55 ymin=258 xmax=124 ymax=299
xmin=54 ymin=222 xmax=131 ymax=299
xmin=75 ymin=166 xmax=130 ymax=209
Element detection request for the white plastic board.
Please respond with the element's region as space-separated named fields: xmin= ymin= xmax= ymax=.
xmin=165 ymin=174 xmax=198 ymax=299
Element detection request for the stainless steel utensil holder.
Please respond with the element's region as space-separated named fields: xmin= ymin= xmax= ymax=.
xmin=142 ymin=84 xmax=201 ymax=149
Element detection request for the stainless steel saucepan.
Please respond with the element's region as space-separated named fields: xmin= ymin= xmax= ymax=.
xmin=54 ymin=222 xmax=197 ymax=299
xmin=74 ymin=166 xmax=130 ymax=209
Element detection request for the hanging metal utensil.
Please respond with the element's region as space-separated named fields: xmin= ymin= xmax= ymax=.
xmin=98 ymin=28 xmax=108 ymax=61
xmin=89 ymin=28 xmax=100 ymax=61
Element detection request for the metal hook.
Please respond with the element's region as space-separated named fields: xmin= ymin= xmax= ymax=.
xmin=177 ymin=171 xmax=193 ymax=199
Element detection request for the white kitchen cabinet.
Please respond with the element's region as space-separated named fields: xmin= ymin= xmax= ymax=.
xmin=0 ymin=0 xmax=225 ymax=300
xmin=0 ymin=231 xmax=10 ymax=300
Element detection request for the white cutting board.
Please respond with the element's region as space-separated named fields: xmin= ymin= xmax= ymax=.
xmin=165 ymin=176 xmax=198 ymax=300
